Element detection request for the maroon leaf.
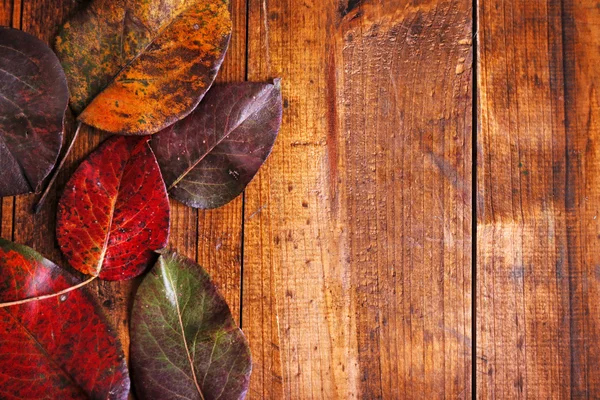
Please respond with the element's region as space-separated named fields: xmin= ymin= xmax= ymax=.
xmin=56 ymin=135 xmax=170 ymax=281
xmin=0 ymin=27 xmax=69 ymax=197
xmin=131 ymin=251 xmax=252 ymax=400
xmin=151 ymin=80 xmax=283 ymax=209
xmin=0 ymin=238 xmax=130 ymax=399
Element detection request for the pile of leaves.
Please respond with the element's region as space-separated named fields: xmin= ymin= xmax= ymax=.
xmin=0 ymin=1 xmax=282 ymax=398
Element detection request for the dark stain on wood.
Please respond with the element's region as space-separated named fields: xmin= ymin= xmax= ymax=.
xmin=325 ymin=45 xmax=340 ymax=214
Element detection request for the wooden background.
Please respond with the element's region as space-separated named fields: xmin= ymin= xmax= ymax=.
xmin=0 ymin=0 xmax=598 ymax=398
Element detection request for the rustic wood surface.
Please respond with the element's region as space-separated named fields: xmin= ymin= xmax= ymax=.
xmin=6 ymin=0 xmax=600 ymax=397
xmin=243 ymin=1 xmax=473 ymax=398
xmin=477 ymin=0 xmax=600 ymax=398
xmin=0 ymin=0 xmax=494 ymax=398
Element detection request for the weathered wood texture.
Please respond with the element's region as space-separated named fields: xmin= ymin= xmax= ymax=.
xmin=244 ymin=0 xmax=472 ymax=398
xmin=0 ymin=0 xmax=473 ymax=398
xmin=477 ymin=0 xmax=600 ymax=398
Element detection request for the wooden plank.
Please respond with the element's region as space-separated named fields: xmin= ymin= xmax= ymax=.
xmin=565 ymin=3 xmax=600 ymax=394
xmin=0 ymin=0 xmax=18 ymax=27
xmin=0 ymin=1 xmax=13 ymax=25
xmin=477 ymin=0 xmax=600 ymax=397
xmin=163 ymin=0 xmax=248 ymax=325
xmin=244 ymin=0 xmax=472 ymax=398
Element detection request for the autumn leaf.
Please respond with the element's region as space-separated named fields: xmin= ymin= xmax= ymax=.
xmin=131 ymin=251 xmax=251 ymax=400
xmin=0 ymin=238 xmax=130 ymax=399
xmin=56 ymin=135 xmax=170 ymax=281
xmin=56 ymin=0 xmax=232 ymax=135
xmin=151 ymin=80 xmax=283 ymax=209
xmin=0 ymin=28 xmax=68 ymax=197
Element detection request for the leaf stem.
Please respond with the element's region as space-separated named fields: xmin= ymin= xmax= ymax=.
xmin=0 ymin=275 xmax=97 ymax=308
xmin=34 ymin=121 xmax=83 ymax=213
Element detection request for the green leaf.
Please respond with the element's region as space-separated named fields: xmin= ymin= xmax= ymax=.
xmin=131 ymin=251 xmax=251 ymax=399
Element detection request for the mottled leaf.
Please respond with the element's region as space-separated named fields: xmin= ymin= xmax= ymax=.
xmin=0 ymin=27 xmax=68 ymax=197
xmin=0 ymin=238 xmax=130 ymax=399
xmin=131 ymin=251 xmax=251 ymax=400
xmin=151 ymin=80 xmax=283 ymax=209
xmin=56 ymin=0 xmax=232 ymax=135
xmin=57 ymin=135 xmax=170 ymax=281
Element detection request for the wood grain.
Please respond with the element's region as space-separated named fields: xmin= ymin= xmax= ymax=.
xmin=5 ymin=0 xmax=600 ymax=397
xmin=1 ymin=0 xmax=476 ymax=398
xmin=477 ymin=0 xmax=600 ymax=397
xmin=244 ymin=0 xmax=472 ymax=398
xmin=0 ymin=0 xmax=12 ymax=25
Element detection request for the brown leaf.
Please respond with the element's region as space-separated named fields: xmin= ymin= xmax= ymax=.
xmin=56 ymin=0 xmax=232 ymax=135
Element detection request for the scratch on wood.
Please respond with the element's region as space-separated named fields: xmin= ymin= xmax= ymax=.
xmin=247 ymin=204 xmax=268 ymax=220
xmin=439 ymin=324 xmax=472 ymax=348
xmin=262 ymin=0 xmax=271 ymax=71
xmin=426 ymin=150 xmax=470 ymax=207
xmin=326 ymin=47 xmax=340 ymax=214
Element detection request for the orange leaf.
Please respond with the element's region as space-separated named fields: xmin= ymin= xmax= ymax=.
xmin=56 ymin=0 xmax=232 ymax=135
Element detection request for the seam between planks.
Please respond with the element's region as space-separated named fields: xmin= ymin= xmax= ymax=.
xmin=559 ymin=0 xmax=587 ymax=396
xmin=472 ymin=0 xmax=478 ymax=397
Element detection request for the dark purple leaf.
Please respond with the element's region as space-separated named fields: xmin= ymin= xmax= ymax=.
xmin=151 ymin=80 xmax=283 ymax=209
xmin=0 ymin=27 xmax=69 ymax=197
xmin=131 ymin=251 xmax=252 ymax=400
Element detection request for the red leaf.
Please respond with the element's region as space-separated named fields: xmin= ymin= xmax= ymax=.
xmin=0 ymin=238 xmax=130 ymax=399
xmin=0 ymin=28 xmax=69 ymax=197
xmin=57 ymin=136 xmax=170 ymax=281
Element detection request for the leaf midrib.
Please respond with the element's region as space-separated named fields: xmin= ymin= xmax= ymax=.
xmin=163 ymin=262 xmax=206 ymax=400
xmin=95 ymin=142 xmax=134 ymax=276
